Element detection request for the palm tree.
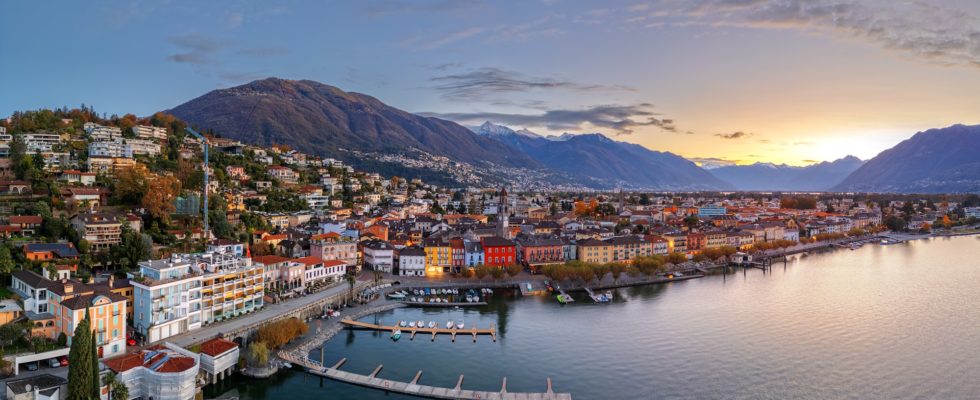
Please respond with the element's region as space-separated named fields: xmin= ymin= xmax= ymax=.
xmin=345 ymin=273 xmax=356 ymax=303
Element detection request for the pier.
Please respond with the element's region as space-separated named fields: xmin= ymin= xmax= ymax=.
xmin=280 ymin=351 xmax=572 ymax=400
xmin=341 ymin=319 xmax=497 ymax=342
xmin=402 ymin=300 xmax=488 ymax=307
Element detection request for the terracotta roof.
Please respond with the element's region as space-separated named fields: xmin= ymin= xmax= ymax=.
xmin=9 ymin=215 xmax=42 ymax=225
xmin=104 ymin=345 xmax=197 ymax=373
xmin=199 ymin=338 xmax=238 ymax=357
xmin=292 ymin=256 xmax=322 ymax=266
xmin=322 ymin=259 xmax=347 ymax=268
xmin=251 ymin=255 xmax=290 ymax=265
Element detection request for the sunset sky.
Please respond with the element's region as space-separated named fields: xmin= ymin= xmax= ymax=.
xmin=2 ymin=0 xmax=979 ymax=166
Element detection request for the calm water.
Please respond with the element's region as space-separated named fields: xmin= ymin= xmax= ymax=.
xmin=206 ymin=235 xmax=980 ymax=399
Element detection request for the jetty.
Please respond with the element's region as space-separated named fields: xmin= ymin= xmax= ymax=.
xmin=402 ymin=300 xmax=487 ymax=307
xmin=279 ymin=352 xmax=572 ymax=400
xmin=341 ymin=319 xmax=497 ymax=342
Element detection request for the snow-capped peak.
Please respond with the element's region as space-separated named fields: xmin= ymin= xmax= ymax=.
xmin=474 ymin=121 xmax=542 ymax=138
xmin=546 ymin=132 xmax=577 ymax=141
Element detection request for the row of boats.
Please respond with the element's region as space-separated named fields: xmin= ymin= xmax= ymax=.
xmin=387 ymin=288 xmax=494 ymax=303
xmin=390 ymin=320 xmax=467 ymax=340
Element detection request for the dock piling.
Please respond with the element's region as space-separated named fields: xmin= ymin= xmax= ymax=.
xmin=369 ymin=364 xmax=383 ymax=378
xmin=455 ymin=374 xmax=465 ymax=391
xmin=501 ymin=377 xmax=507 ymax=393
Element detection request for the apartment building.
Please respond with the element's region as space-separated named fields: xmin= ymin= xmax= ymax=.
xmin=131 ymin=250 xmax=264 ymax=343
xmin=133 ymin=124 xmax=168 ymax=140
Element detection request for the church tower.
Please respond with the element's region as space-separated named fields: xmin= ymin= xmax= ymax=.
xmin=498 ymin=187 xmax=510 ymax=238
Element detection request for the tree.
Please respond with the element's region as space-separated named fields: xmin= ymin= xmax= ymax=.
xmin=111 ymin=227 xmax=152 ymax=271
xmin=143 ymin=174 xmax=181 ymax=223
xmin=113 ymin=163 xmax=150 ymax=205
xmin=346 ymin=273 xmax=356 ymax=303
xmin=105 ymin=371 xmax=129 ymax=400
xmin=68 ymin=310 xmax=93 ymax=400
xmin=884 ymin=215 xmax=907 ymax=232
xmin=683 ymin=215 xmax=700 ymax=229
xmin=0 ymin=247 xmax=14 ymax=284
xmin=667 ymin=252 xmax=688 ymax=265
xmin=247 ymin=342 xmax=270 ymax=367
xmin=504 ymin=263 xmax=521 ymax=278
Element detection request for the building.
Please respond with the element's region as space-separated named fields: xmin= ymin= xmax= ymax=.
xmin=606 ymin=235 xmax=653 ymax=263
xmin=23 ymin=133 xmax=62 ymax=153
xmin=133 ymin=124 xmax=168 ymax=140
xmin=131 ymin=251 xmax=264 ymax=343
xmin=251 ymin=255 xmax=291 ymax=291
xmin=71 ymin=212 xmax=127 ymax=252
xmin=516 ymin=235 xmax=565 ymax=268
xmin=198 ymin=337 xmax=239 ymax=384
xmin=481 ymin=236 xmax=516 ymax=267
xmin=89 ymin=140 xmax=132 ymax=158
xmin=87 ymin=156 xmax=136 ymax=177
xmin=5 ymin=374 xmax=67 ymax=400
xmin=463 ymin=240 xmax=484 ymax=267
xmin=362 ymin=239 xmax=395 ymax=273
xmin=103 ymin=343 xmax=200 ymax=400
xmin=8 ymin=215 xmax=42 ymax=236
xmin=423 ymin=235 xmax=452 ymax=274
xmin=697 ymin=206 xmax=727 ymax=217
xmin=397 ymin=246 xmax=426 ymax=276
xmin=965 ymin=207 xmax=980 ymax=219
xmin=267 ymin=165 xmax=299 ymax=184
xmin=310 ymin=232 xmax=358 ymax=267
xmin=577 ymin=238 xmax=613 ymax=263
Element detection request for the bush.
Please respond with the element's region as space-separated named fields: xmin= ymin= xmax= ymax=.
xmin=57 ymin=332 xmax=67 ymax=347
xmin=256 ymin=317 xmax=308 ymax=349
xmin=504 ymin=263 xmax=521 ymax=277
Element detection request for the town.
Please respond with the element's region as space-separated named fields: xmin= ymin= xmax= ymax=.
xmin=1 ymin=108 xmax=979 ymax=400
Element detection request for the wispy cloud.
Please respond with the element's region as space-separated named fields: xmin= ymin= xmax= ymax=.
xmin=715 ymin=131 xmax=752 ymax=139
xmin=238 ymin=47 xmax=290 ymax=57
xmin=166 ymin=34 xmax=227 ymax=64
xmin=423 ymin=103 xmax=676 ymax=135
xmin=632 ymin=0 xmax=980 ymax=69
xmin=362 ymin=0 xmax=483 ymax=17
xmin=689 ymin=156 xmax=739 ymax=169
xmin=430 ymin=67 xmax=632 ymax=101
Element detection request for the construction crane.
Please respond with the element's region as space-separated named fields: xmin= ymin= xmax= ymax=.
xmin=185 ymin=128 xmax=210 ymax=236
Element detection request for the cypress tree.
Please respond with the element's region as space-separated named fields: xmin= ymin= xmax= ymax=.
xmin=67 ymin=309 xmax=93 ymax=400
xmin=90 ymin=310 xmax=101 ymax=400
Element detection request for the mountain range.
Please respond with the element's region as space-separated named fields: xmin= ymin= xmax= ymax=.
xmin=166 ymin=78 xmax=980 ymax=193
xmin=833 ymin=124 xmax=980 ymax=193
xmin=709 ymin=156 xmax=864 ymax=191
xmin=473 ymin=122 xmax=731 ymax=190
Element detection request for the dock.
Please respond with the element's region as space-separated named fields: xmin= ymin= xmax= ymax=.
xmin=341 ymin=319 xmax=497 ymax=342
xmin=583 ymin=287 xmax=610 ymax=303
xmin=556 ymin=288 xmax=574 ymax=304
xmin=402 ymin=300 xmax=488 ymax=307
xmin=280 ymin=351 xmax=572 ymax=400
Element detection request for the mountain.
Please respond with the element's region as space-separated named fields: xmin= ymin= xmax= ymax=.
xmin=833 ymin=124 xmax=980 ymax=193
xmin=476 ymin=122 xmax=732 ymax=190
xmin=168 ymin=78 xmax=539 ymax=169
xmin=710 ymin=156 xmax=864 ymax=191
xmin=473 ymin=121 xmax=541 ymax=138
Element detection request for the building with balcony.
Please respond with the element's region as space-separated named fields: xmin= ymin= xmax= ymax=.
xmin=131 ymin=250 xmax=264 ymax=343
xmin=103 ymin=342 xmax=200 ymax=400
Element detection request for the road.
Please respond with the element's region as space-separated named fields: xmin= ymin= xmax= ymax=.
xmin=164 ymin=274 xmax=372 ymax=348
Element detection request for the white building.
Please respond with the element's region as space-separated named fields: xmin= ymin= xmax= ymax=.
xmin=362 ymin=239 xmax=394 ymax=273
xmin=397 ymin=246 xmax=425 ymax=276
xmin=89 ymin=140 xmax=132 ymax=158
xmin=103 ymin=342 xmax=200 ymax=400
xmin=84 ymin=123 xmax=123 ymax=141
xmin=131 ymin=250 xmax=264 ymax=343
xmin=198 ymin=337 xmax=239 ymax=384
xmin=23 ymin=133 xmax=62 ymax=152
xmin=965 ymin=207 xmax=980 ymax=219
xmin=133 ymin=125 xmax=168 ymax=140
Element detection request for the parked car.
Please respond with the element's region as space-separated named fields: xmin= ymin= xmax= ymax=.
xmin=24 ymin=362 xmax=38 ymax=371
xmin=59 ymin=356 xmax=68 ymax=366
xmin=47 ymin=358 xmax=60 ymax=368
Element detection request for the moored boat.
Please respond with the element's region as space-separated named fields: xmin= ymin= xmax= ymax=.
xmin=391 ymin=329 xmax=401 ymax=340
xmin=456 ymin=321 xmax=465 ymax=329
xmin=428 ymin=321 xmax=435 ymax=328
xmin=446 ymin=320 xmax=454 ymax=329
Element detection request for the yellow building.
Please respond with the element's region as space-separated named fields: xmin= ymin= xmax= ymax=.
xmin=577 ymin=238 xmax=613 ymax=264
xmin=422 ymin=236 xmax=451 ymax=274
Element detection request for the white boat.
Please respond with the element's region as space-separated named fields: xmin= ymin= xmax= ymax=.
xmin=486 ymin=288 xmax=493 ymax=295
xmin=427 ymin=321 xmax=436 ymax=328
xmin=408 ymin=321 xmax=416 ymax=328
xmin=446 ymin=320 xmax=454 ymax=329
xmin=452 ymin=289 xmax=459 ymax=295
xmin=466 ymin=296 xmax=473 ymax=302
xmin=388 ymin=293 xmax=406 ymax=299
xmin=399 ymin=321 xmax=407 ymax=327
xmin=283 ymin=362 xmax=293 ymax=368
xmin=481 ymin=288 xmax=487 ymax=294
xmin=417 ymin=320 xmax=424 ymax=328
xmin=456 ymin=321 xmax=465 ymax=329
xmin=391 ymin=329 xmax=401 ymax=341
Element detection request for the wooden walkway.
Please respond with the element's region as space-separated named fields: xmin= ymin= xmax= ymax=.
xmin=341 ymin=319 xmax=497 ymax=342
xmin=282 ymin=353 xmax=572 ymax=400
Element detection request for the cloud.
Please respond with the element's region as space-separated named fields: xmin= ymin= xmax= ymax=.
xmin=640 ymin=0 xmax=980 ymax=69
xmin=792 ymin=141 xmax=814 ymax=146
xmin=715 ymin=131 xmax=752 ymax=139
xmin=802 ymin=159 xmax=819 ymax=163
xmin=689 ymin=157 xmax=739 ymax=169
xmin=166 ymin=34 xmax=227 ymax=64
xmin=430 ymin=67 xmax=631 ymax=101
xmin=421 ymin=27 xmax=488 ymax=49
xmin=423 ymin=103 xmax=677 ymax=135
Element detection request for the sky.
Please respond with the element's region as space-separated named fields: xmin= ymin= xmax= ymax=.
xmin=2 ymin=0 xmax=979 ymax=166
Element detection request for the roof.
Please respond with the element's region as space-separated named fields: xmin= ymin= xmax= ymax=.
xmin=199 ymin=338 xmax=238 ymax=357
xmin=481 ymin=236 xmax=515 ymax=247
xmin=292 ymin=256 xmax=323 ymax=266
xmin=322 ymin=259 xmax=347 ymax=268
xmin=24 ymin=243 xmax=79 ymax=258
xmin=398 ymin=246 xmax=425 ymax=257
xmin=9 ymin=215 xmax=42 ymax=225
xmin=5 ymin=373 xmax=67 ymax=395
xmin=251 ymin=255 xmax=290 ymax=265
xmin=103 ymin=345 xmax=197 ymax=374
xmin=577 ymin=238 xmax=611 ymax=247
xmin=60 ymin=292 xmax=127 ymax=310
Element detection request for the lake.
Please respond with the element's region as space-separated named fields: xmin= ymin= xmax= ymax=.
xmin=205 ymin=235 xmax=980 ymax=399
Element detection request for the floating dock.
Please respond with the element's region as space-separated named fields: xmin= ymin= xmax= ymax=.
xmin=341 ymin=319 xmax=497 ymax=342
xmin=401 ymin=301 xmax=487 ymax=307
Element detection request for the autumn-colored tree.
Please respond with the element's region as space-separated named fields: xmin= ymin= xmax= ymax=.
xmin=667 ymin=252 xmax=688 ymax=265
xmin=143 ymin=175 xmax=182 ymax=223
xmin=256 ymin=317 xmax=309 ymax=349
xmin=113 ymin=163 xmax=150 ymax=204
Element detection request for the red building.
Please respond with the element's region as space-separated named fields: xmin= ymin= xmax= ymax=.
xmin=450 ymin=237 xmax=466 ymax=271
xmin=686 ymin=232 xmax=705 ymax=252
xmin=516 ymin=235 xmax=565 ymax=268
xmin=481 ymin=236 xmax=516 ymax=267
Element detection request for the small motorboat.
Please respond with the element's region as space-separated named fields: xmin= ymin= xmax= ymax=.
xmin=452 ymin=289 xmax=459 ymax=295
xmin=424 ymin=288 xmax=431 ymax=295
xmin=391 ymin=329 xmax=401 ymax=340
xmin=399 ymin=320 xmax=407 ymax=327
xmin=416 ymin=320 xmax=424 ymax=328
xmin=481 ymin=288 xmax=488 ymax=294
xmin=408 ymin=321 xmax=416 ymax=328
xmin=486 ymin=288 xmax=493 ymax=295
xmin=456 ymin=321 xmax=465 ymax=329
xmin=413 ymin=289 xmax=420 ymax=296
xmin=446 ymin=320 xmax=454 ymax=329
xmin=388 ymin=292 xmax=406 ymax=299
xmin=427 ymin=321 xmax=436 ymax=329
xmin=466 ymin=295 xmax=474 ymax=302
xmin=604 ymin=290 xmax=613 ymax=300
xmin=283 ymin=362 xmax=293 ymax=368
